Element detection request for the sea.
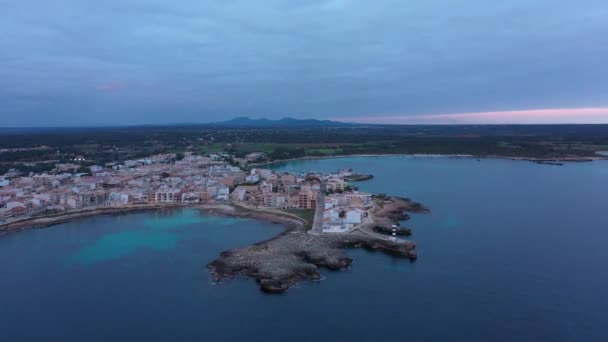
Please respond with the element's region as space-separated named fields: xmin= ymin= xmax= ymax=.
xmin=1 ymin=156 xmax=607 ymax=341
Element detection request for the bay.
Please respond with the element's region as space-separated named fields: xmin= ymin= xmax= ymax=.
xmin=1 ymin=156 xmax=607 ymax=341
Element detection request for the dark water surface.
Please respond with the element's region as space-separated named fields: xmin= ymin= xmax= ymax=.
xmin=1 ymin=156 xmax=607 ymax=341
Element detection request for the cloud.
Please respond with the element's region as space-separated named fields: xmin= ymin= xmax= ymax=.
xmin=336 ymin=108 xmax=608 ymax=125
xmin=95 ymin=83 xmax=128 ymax=92
xmin=0 ymin=0 xmax=607 ymax=126
xmin=322 ymin=0 xmax=352 ymax=11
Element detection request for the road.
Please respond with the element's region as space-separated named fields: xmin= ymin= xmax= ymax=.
xmin=310 ymin=186 xmax=325 ymax=235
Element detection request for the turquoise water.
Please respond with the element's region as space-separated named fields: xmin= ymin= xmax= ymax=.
xmin=71 ymin=209 xmax=233 ymax=265
xmin=1 ymin=157 xmax=608 ymax=341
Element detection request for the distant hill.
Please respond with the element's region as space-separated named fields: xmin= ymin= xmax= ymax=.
xmin=213 ymin=117 xmax=356 ymax=127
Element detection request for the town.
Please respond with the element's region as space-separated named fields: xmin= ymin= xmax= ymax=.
xmin=0 ymin=151 xmax=379 ymax=236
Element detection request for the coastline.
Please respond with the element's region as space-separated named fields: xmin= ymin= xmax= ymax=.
xmin=5 ymin=152 xmax=601 ymax=236
xmin=0 ymin=187 xmax=425 ymax=294
xmin=0 ymin=203 xmax=306 ymax=237
xmin=1 ymin=198 xmax=421 ymax=294
xmin=207 ymin=195 xmax=424 ymax=293
xmin=252 ymin=152 xmax=607 ymax=167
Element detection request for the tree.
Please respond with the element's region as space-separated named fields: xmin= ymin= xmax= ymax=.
xmin=76 ymin=166 xmax=90 ymax=174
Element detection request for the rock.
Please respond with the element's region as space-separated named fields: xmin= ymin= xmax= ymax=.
xmin=343 ymin=174 xmax=374 ymax=181
xmin=206 ymin=198 xmax=427 ymax=294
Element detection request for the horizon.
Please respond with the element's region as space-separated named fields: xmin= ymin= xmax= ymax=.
xmin=3 ymin=116 xmax=608 ymax=129
xmin=0 ymin=108 xmax=608 ymax=129
xmin=2 ymin=1 xmax=607 ymax=126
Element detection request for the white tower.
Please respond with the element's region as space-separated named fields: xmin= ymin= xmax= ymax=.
xmin=391 ymin=224 xmax=397 ymax=242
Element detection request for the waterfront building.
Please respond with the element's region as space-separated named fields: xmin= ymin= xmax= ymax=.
xmin=298 ymin=190 xmax=318 ymax=209
xmin=0 ymin=208 xmax=12 ymax=222
xmin=230 ymin=187 xmax=247 ymax=201
xmin=326 ymin=179 xmax=346 ymax=192
xmin=155 ymin=188 xmax=181 ymax=203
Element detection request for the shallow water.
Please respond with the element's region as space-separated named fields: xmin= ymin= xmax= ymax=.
xmin=1 ymin=157 xmax=607 ymax=341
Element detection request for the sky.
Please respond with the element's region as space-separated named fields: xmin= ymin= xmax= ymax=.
xmin=1 ymin=0 xmax=608 ymax=126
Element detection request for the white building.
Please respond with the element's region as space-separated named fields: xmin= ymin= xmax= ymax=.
xmin=216 ymin=186 xmax=230 ymax=201
xmin=344 ymin=191 xmax=372 ymax=208
xmin=245 ymin=174 xmax=260 ymax=183
xmin=230 ymin=187 xmax=247 ymax=201
xmin=344 ymin=209 xmax=363 ymax=224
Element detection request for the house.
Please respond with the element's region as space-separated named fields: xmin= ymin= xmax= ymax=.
xmin=82 ymin=191 xmax=108 ymax=206
xmin=286 ymin=195 xmax=301 ymax=209
xmin=0 ymin=208 xmax=13 ymax=222
xmin=344 ymin=209 xmax=364 ymax=224
xmin=129 ymin=192 xmax=149 ymax=204
xmin=324 ymin=208 xmax=341 ymax=222
xmin=298 ymin=190 xmax=318 ymax=209
xmin=300 ymin=181 xmax=322 ymax=192
xmin=155 ymin=188 xmax=181 ymax=202
xmin=326 ymin=179 xmax=346 ymax=192
xmin=33 ymin=193 xmax=51 ymax=204
xmin=324 ymin=196 xmax=339 ymax=209
xmin=261 ymin=193 xmax=288 ymax=208
xmin=33 ymin=174 xmax=54 ymax=187
xmin=245 ymin=174 xmax=260 ymax=183
xmin=344 ymin=191 xmax=372 ymax=208
xmin=259 ymin=181 xmax=273 ymax=193
xmin=254 ymin=169 xmax=273 ymax=179
xmin=216 ymin=186 xmax=230 ymax=201
xmin=219 ymin=176 xmax=236 ymax=188
xmin=11 ymin=205 xmax=27 ymax=218
xmin=230 ymin=187 xmax=247 ymax=201
xmin=107 ymin=192 xmax=130 ymax=206
xmin=66 ymin=196 xmax=83 ymax=209
xmin=181 ymin=192 xmax=200 ymax=203
xmin=280 ymin=174 xmax=296 ymax=185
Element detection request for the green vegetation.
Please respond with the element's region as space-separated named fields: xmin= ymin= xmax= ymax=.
xmin=285 ymin=209 xmax=315 ymax=228
xmin=1 ymin=124 xmax=608 ymax=175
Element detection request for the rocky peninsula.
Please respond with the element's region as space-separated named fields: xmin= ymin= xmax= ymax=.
xmin=207 ymin=196 xmax=428 ymax=293
xmin=342 ymin=173 xmax=374 ymax=182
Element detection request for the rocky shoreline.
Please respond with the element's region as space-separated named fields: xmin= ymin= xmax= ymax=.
xmin=207 ymin=197 xmax=426 ymax=293
xmin=343 ymin=173 xmax=374 ymax=181
xmin=0 ymin=196 xmax=428 ymax=294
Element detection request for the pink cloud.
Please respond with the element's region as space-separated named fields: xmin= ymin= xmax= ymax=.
xmin=336 ymin=108 xmax=608 ymax=124
xmin=95 ymin=83 xmax=128 ymax=92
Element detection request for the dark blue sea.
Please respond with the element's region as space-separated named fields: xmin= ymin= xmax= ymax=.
xmin=1 ymin=156 xmax=607 ymax=341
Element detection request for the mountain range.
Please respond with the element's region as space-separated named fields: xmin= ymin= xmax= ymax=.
xmin=213 ymin=117 xmax=356 ymax=127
